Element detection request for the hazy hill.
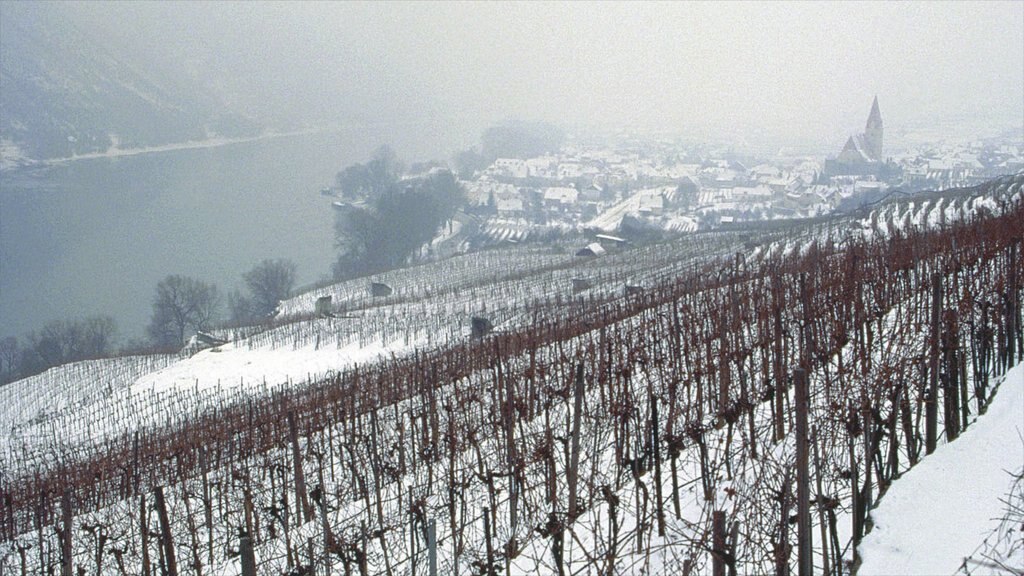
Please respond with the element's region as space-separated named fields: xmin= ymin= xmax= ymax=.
xmin=0 ymin=3 xmax=260 ymax=165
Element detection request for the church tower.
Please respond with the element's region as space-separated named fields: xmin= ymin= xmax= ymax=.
xmin=863 ymin=96 xmax=883 ymax=162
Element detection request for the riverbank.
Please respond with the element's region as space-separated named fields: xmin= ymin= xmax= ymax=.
xmin=0 ymin=127 xmax=335 ymax=174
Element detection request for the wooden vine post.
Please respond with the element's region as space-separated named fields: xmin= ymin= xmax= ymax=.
xmin=239 ymin=535 xmax=256 ymax=576
xmin=153 ymin=486 xmax=177 ymax=576
xmin=140 ymin=492 xmax=151 ymax=576
xmin=287 ymin=411 xmax=312 ymax=524
xmin=200 ymin=448 xmax=214 ymax=568
xmin=652 ymin=392 xmax=665 ymax=538
xmin=794 ymin=368 xmax=812 ymax=576
xmin=776 ymin=472 xmax=793 ymax=576
xmin=426 ymin=518 xmax=438 ymax=576
xmin=483 ymin=506 xmax=494 ymax=574
xmin=926 ymin=272 xmax=941 ymax=455
xmin=773 ymin=305 xmax=786 ymax=442
xmin=567 ymin=363 xmax=585 ymax=522
xmin=61 ymin=488 xmax=72 ymax=576
xmin=1006 ymin=240 xmax=1019 ymax=368
xmin=712 ymin=510 xmax=726 ymax=576
xmin=943 ymin=316 xmax=961 ymax=442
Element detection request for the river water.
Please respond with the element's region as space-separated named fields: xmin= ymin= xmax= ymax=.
xmin=0 ymin=127 xmax=464 ymax=342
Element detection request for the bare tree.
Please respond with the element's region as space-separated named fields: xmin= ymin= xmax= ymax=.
xmin=227 ymin=289 xmax=254 ymax=326
xmin=0 ymin=336 xmax=18 ymax=383
xmin=243 ymin=259 xmax=297 ymax=318
xmin=14 ymin=316 xmax=117 ymax=378
xmin=147 ymin=275 xmax=220 ymax=348
xmin=80 ymin=316 xmax=117 ymax=357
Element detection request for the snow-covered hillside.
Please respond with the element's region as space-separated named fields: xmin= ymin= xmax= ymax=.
xmin=1 ymin=175 xmax=1021 ymax=575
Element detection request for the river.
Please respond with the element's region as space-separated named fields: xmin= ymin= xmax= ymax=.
xmin=0 ymin=126 xmax=467 ymax=343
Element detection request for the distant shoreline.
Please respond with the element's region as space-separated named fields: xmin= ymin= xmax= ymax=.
xmin=2 ymin=116 xmax=467 ymax=174
xmin=0 ymin=127 xmax=333 ymax=174
xmin=46 ymin=128 xmax=323 ymax=164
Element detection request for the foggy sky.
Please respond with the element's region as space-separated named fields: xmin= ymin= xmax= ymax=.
xmin=66 ymin=0 xmax=1023 ymax=151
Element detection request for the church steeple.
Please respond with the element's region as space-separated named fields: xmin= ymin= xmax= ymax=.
xmin=866 ymin=96 xmax=882 ymax=126
xmin=864 ymin=95 xmax=883 ymax=161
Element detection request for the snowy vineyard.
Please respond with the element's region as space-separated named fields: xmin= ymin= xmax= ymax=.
xmin=1 ymin=175 xmax=1022 ymax=575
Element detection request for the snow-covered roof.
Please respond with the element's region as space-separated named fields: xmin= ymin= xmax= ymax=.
xmin=839 ymin=135 xmax=872 ymax=163
xmin=638 ymin=194 xmax=664 ymax=210
xmin=496 ymin=197 xmax=524 ymax=212
xmin=734 ymin=186 xmax=772 ymax=198
xmin=576 ymin=242 xmax=606 ymax=256
xmin=750 ymin=164 xmax=781 ymax=178
xmin=543 ymin=187 xmax=579 ymax=204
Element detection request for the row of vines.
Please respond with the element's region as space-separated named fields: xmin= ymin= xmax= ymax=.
xmin=2 ymin=176 xmax=1021 ymax=575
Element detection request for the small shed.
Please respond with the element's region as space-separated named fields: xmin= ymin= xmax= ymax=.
xmin=575 ymin=242 xmax=606 ymax=258
xmin=572 ymin=278 xmax=592 ymax=293
xmin=315 ymin=295 xmax=333 ymax=317
xmin=471 ymin=316 xmax=493 ymax=339
xmin=625 ymin=284 xmax=644 ymax=296
xmin=181 ymin=332 xmax=227 ymax=357
xmin=196 ymin=332 xmax=228 ymax=346
xmin=370 ymin=282 xmax=393 ymax=297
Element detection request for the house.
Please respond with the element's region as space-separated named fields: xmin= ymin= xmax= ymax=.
xmin=575 ymin=242 xmax=606 ymax=257
xmin=580 ymin=184 xmax=604 ymax=203
xmin=558 ymin=163 xmax=583 ymax=180
xmin=638 ymin=192 xmax=665 ymax=216
xmin=750 ymin=164 xmax=781 ymax=179
xmin=854 ymin=180 xmax=888 ymax=195
xmin=491 ymin=158 xmax=529 ymax=179
xmin=543 ymin=187 xmax=579 ymax=211
xmin=595 ymin=233 xmax=628 ymax=246
xmin=707 ymin=169 xmax=740 ymax=189
xmin=526 ymin=157 xmax=557 ymax=178
xmin=733 ymin=186 xmax=773 ymax=202
xmin=495 ymin=196 xmax=525 ymax=218
xmin=625 ymin=284 xmax=644 ymax=296
xmin=766 ymin=178 xmax=790 ymax=194
xmin=464 ymin=179 xmax=518 ymax=207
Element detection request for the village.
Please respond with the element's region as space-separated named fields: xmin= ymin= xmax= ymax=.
xmin=457 ymin=100 xmax=1024 ymax=244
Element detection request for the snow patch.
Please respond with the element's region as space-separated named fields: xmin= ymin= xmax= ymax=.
xmin=858 ymin=362 xmax=1024 ymax=575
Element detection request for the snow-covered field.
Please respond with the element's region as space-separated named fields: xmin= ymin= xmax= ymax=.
xmin=2 ymin=232 xmax=746 ymax=477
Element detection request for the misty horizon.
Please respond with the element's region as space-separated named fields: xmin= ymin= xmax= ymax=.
xmin=37 ymin=0 xmax=1024 ymax=154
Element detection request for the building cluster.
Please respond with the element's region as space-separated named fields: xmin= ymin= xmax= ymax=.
xmin=457 ymin=99 xmax=1022 ymax=241
xmin=895 ymin=139 xmax=1024 ymax=192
